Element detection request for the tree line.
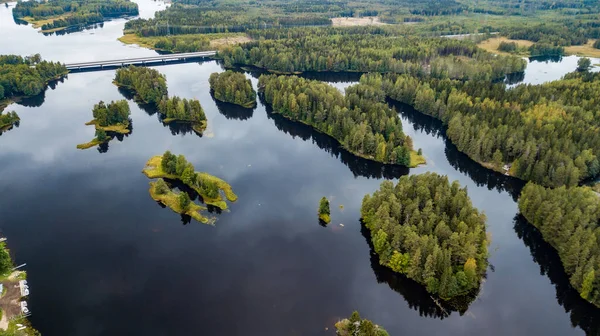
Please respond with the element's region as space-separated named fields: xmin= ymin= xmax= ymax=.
xmin=335 ymin=311 xmax=389 ymax=336
xmin=218 ymin=27 xmax=526 ymax=80
xmin=0 ymin=111 xmax=19 ymax=129
xmin=0 ymin=54 xmax=67 ymax=100
xmin=519 ymin=183 xmax=600 ymax=308
xmin=258 ymin=74 xmax=416 ymax=166
xmin=374 ymin=70 xmax=600 ymax=187
xmin=208 ymin=71 xmax=256 ymax=108
xmin=361 ymin=173 xmax=488 ymax=300
xmin=92 ymin=100 xmax=130 ymax=127
xmin=14 ymin=0 xmax=138 ymax=31
xmin=160 ymin=151 xmax=220 ymax=199
xmin=157 ymin=96 xmax=206 ymax=123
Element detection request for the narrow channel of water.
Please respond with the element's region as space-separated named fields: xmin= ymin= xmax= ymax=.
xmin=0 ymin=1 xmax=598 ymax=335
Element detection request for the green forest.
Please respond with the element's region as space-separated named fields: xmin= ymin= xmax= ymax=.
xmin=361 ymin=173 xmax=488 ymax=300
xmin=14 ymin=0 xmax=138 ymax=32
xmin=318 ymin=196 xmax=331 ymax=224
xmin=209 ymin=71 xmax=256 ymax=108
xmin=372 ymin=69 xmax=600 ymax=188
xmin=91 ymin=100 xmax=131 ymax=129
xmin=519 ymin=184 xmax=600 ymax=307
xmin=219 ymin=27 xmax=525 ymax=80
xmin=0 ymin=54 xmax=67 ymax=102
xmin=335 ymin=311 xmax=389 ymax=336
xmin=258 ymin=74 xmax=421 ymax=167
xmin=0 ymin=111 xmax=19 ymax=130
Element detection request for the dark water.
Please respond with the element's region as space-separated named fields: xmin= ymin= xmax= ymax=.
xmin=1 ymin=1 xmax=599 ymax=335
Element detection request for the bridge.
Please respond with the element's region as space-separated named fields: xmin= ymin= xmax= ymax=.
xmin=65 ymin=51 xmax=217 ymax=72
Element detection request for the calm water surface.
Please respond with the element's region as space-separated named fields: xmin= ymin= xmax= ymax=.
xmin=0 ymin=1 xmax=599 ymax=335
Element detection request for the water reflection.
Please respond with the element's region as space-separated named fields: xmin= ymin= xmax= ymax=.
xmin=89 ymin=120 xmax=133 ymax=154
xmin=360 ymin=222 xmax=472 ymax=319
xmin=514 ymin=215 xmax=600 ymax=335
xmin=262 ymin=95 xmax=409 ymax=179
xmin=392 ymin=100 xmax=525 ymax=201
xmin=0 ymin=121 xmax=19 ymax=136
xmin=529 ymin=55 xmax=563 ymax=63
xmin=41 ymin=22 xmax=105 ymax=36
xmin=117 ymin=87 xmax=203 ymax=138
xmin=212 ymin=96 xmax=255 ymax=120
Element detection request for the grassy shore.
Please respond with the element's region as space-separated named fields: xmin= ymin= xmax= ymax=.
xmin=118 ymin=32 xmax=252 ymax=51
xmin=142 ymin=155 xmax=237 ymax=210
xmin=76 ymin=137 xmax=111 ymax=149
xmin=22 ymin=14 xmax=71 ymax=32
xmin=85 ymin=119 xmax=131 ymax=134
xmin=149 ymin=181 xmax=213 ymax=224
xmin=318 ymin=213 xmax=331 ymax=224
xmin=478 ymin=36 xmax=600 ymax=58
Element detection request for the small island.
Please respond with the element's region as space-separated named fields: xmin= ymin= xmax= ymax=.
xmin=318 ymin=196 xmax=331 ymax=224
xmin=209 ymin=71 xmax=257 ymax=108
xmin=149 ymin=178 xmax=213 ymax=224
xmin=258 ymin=74 xmax=425 ymax=167
xmin=361 ymin=172 xmax=488 ymax=301
xmin=157 ymin=96 xmax=207 ymax=134
xmin=519 ymin=183 xmax=600 ymax=307
xmin=77 ymin=100 xmax=131 ymax=150
xmin=143 ymin=151 xmax=237 ymax=210
xmin=115 ymin=66 xmax=207 ymax=134
xmin=335 ymin=311 xmax=389 ymax=336
xmin=0 ymin=111 xmax=20 ymax=133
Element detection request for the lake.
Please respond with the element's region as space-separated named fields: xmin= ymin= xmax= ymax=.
xmin=0 ymin=1 xmax=599 ymax=335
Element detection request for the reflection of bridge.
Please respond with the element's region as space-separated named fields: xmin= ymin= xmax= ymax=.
xmin=65 ymin=51 xmax=216 ymax=72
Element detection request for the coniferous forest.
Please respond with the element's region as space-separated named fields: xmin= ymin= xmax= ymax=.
xmin=0 ymin=54 xmax=67 ymax=101
xmin=258 ymin=74 xmax=419 ymax=167
xmin=519 ymin=184 xmax=600 ymax=307
xmin=361 ymin=173 xmax=488 ymax=300
xmin=209 ymin=71 xmax=256 ymax=108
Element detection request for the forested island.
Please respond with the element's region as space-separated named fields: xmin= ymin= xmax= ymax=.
xmin=208 ymin=71 xmax=256 ymax=108
xmin=0 ymin=111 xmax=20 ymax=133
xmin=143 ymin=151 xmax=237 ymax=211
xmin=149 ymin=178 xmax=213 ymax=224
xmin=318 ymin=197 xmax=331 ymax=224
xmin=258 ymin=74 xmax=424 ymax=167
xmin=77 ymin=100 xmax=131 ymax=150
xmin=361 ymin=173 xmax=489 ymax=301
xmin=13 ymin=0 xmax=138 ymax=33
xmin=519 ymin=184 xmax=600 ymax=307
xmin=335 ymin=311 xmax=389 ymax=336
xmin=367 ymin=68 xmax=600 ymax=187
xmin=0 ymin=54 xmax=67 ymax=107
xmin=114 ymin=66 xmax=207 ymax=134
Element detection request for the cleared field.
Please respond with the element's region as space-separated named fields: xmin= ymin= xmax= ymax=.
xmin=565 ymin=39 xmax=600 ymax=58
xmin=331 ymin=16 xmax=387 ymax=27
xmin=118 ymin=33 xmax=251 ymax=51
xmin=477 ymin=36 xmax=532 ymax=56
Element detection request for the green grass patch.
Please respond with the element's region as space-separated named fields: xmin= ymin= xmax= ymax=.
xmin=76 ymin=137 xmax=111 ymax=150
xmin=85 ymin=119 xmax=131 ymax=134
xmin=409 ymin=151 xmax=426 ymax=168
xmin=319 ymin=213 xmax=331 ymax=224
xmin=149 ymin=181 xmax=213 ymax=224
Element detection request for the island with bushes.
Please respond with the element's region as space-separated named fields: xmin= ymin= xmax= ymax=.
xmin=335 ymin=311 xmax=388 ymax=336
xmin=361 ymin=172 xmax=489 ymax=301
xmin=318 ymin=197 xmax=331 ymax=224
xmin=13 ymin=0 xmax=138 ymax=33
xmin=0 ymin=54 xmax=67 ymax=109
xmin=149 ymin=178 xmax=213 ymax=224
xmin=519 ymin=183 xmax=600 ymax=307
xmin=209 ymin=71 xmax=256 ymax=108
xmin=114 ymin=66 xmax=207 ymax=134
xmin=77 ymin=100 xmax=131 ymax=150
xmin=143 ymin=151 xmax=237 ymax=211
xmin=0 ymin=111 xmax=20 ymax=133
xmin=258 ymin=74 xmax=424 ymax=167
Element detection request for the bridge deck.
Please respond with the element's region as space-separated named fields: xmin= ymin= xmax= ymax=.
xmin=65 ymin=51 xmax=217 ymax=71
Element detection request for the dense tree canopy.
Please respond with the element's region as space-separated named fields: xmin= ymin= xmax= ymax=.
xmin=14 ymin=0 xmax=138 ymax=32
xmin=519 ymin=183 xmax=600 ymax=307
xmin=0 ymin=54 xmax=67 ymax=100
xmin=158 ymin=96 xmax=206 ymax=123
xmin=318 ymin=196 xmax=331 ymax=224
xmin=0 ymin=111 xmax=19 ymax=130
xmin=92 ymin=100 xmax=130 ymax=127
xmin=361 ymin=173 xmax=489 ymax=300
xmin=219 ymin=27 xmax=525 ymax=80
xmin=209 ymin=71 xmax=256 ymax=108
xmin=258 ymin=74 xmax=416 ymax=166
xmin=114 ymin=66 xmax=168 ymax=105
xmin=376 ymin=70 xmax=600 ymax=187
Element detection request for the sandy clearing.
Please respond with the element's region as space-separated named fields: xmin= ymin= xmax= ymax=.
xmin=331 ymin=17 xmax=387 ymax=27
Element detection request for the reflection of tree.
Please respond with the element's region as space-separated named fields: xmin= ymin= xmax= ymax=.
xmin=514 ymin=215 xmax=600 ymax=335
xmin=529 ymin=55 xmax=563 ymax=63
xmin=95 ymin=120 xmax=134 ymax=154
xmin=212 ymin=95 xmax=254 ymax=120
xmin=392 ymin=100 xmax=525 ymax=201
xmin=360 ymin=222 xmax=474 ymax=319
xmin=262 ymin=95 xmax=409 ymax=179
xmin=504 ymin=72 xmax=525 ymax=85
xmin=117 ymin=87 xmax=203 ymax=138
xmin=0 ymin=120 xmax=19 ymax=136
xmin=41 ymin=22 xmax=105 ymax=36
